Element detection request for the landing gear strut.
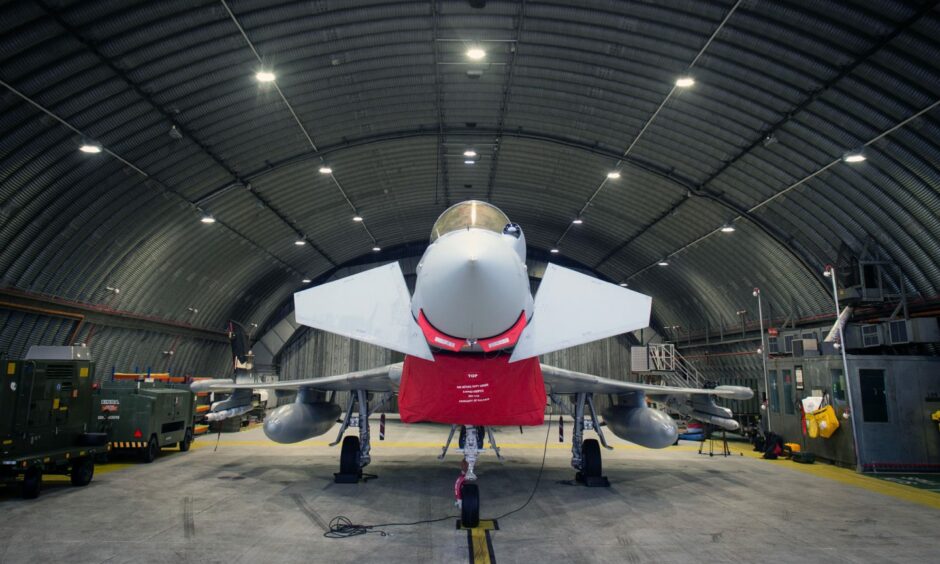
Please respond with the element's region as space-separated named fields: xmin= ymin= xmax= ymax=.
xmin=333 ymin=390 xmax=372 ymax=483
xmin=454 ymin=425 xmax=482 ymax=528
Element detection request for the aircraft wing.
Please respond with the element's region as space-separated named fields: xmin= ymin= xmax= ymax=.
xmin=540 ymin=363 xmax=753 ymax=399
xmin=192 ymin=363 xmax=404 ymax=394
xmin=541 ymin=363 xmax=753 ymax=431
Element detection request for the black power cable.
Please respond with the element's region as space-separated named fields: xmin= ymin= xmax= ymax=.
xmin=491 ymin=413 xmax=553 ymax=520
xmin=324 ymin=413 xmax=554 ymax=538
xmin=324 ymin=514 xmax=456 ymax=538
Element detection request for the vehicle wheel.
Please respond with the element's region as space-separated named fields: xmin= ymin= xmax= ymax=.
xmin=21 ymin=466 xmax=42 ymax=499
xmin=70 ymin=456 xmax=94 ymax=487
xmin=339 ymin=436 xmax=360 ymax=475
xmin=460 ymin=483 xmax=480 ymax=528
xmin=141 ymin=435 xmax=159 ymax=463
xmin=581 ymin=439 xmax=602 ymax=478
xmin=178 ymin=428 xmax=193 ymax=452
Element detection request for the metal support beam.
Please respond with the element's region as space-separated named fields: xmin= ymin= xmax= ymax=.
xmin=431 ymin=1 xmax=450 ymax=206
xmin=221 ymin=0 xmax=374 ymax=251
xmin=486 ymin=0 xmax=526 ymax=201
xmin=0 ymin=288 xmax=228 ymax=343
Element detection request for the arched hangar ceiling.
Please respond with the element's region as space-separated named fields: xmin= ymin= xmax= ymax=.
xmin=1 ymin=0 xmax=938 ymax=367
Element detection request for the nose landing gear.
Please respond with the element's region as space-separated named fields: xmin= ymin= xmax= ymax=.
xmin=447 ymin=425 xmax=484 ymax=528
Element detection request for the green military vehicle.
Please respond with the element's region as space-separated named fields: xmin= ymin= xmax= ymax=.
xmin=1 ymin=346 xmax=108 ymax=499
xmin=95 ymin=381 xmax=195 ymax=462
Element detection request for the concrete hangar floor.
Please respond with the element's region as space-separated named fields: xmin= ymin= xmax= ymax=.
xmin=1 ymin=419 xmax=937 ymax=564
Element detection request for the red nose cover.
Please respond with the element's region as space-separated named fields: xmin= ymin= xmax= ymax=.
xmin=398 ymin=353 xmax=545 ymax=426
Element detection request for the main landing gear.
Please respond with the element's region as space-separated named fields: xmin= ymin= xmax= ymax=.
xmin=332 ymin=390 xmax=372 ymax=483
xmin=554 ymin=392 xmax=611 ymax=487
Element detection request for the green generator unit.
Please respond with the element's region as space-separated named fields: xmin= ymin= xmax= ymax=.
xmin=1 ymin=346 xmax=108 ymax=499
xmin=95 ymin=381 xmax=195 ymax=462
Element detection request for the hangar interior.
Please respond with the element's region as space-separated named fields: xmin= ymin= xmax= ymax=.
xmin=1 ymin=1 xmax=939 ymax=563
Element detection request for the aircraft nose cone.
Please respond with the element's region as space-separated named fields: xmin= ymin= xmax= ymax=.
xmin=416 ymin=229 xmax=529 ymax=340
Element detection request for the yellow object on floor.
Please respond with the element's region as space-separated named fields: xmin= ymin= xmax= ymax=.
xmin=785 ymin=442 xmax=801 ymax=453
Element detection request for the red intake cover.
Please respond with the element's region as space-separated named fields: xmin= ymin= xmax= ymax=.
xmin=398 ymin=353 xmax=545 ymax=426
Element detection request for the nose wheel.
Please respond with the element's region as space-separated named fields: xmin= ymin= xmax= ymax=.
xmin=460 ymin=483 xmax=480 ymax=528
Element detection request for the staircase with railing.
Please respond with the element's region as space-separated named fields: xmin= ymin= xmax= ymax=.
xmin=632 ymin=343 xmax=706 ymax=389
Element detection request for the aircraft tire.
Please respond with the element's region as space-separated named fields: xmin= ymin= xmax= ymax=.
xmin=460 ymin=483 xmax=480 ymax=528
xmin=339 ymin=435 xmax=361 ymax=474
xmin=581 ymin=439 xmax=602 ymax=478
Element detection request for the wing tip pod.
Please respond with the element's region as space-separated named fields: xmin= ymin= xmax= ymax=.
xmin=191 ymin=378 xmax=236 ymax=392
xmin=713 ymin=385 xmax=754 ymax=400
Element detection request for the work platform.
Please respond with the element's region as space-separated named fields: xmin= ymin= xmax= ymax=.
xmin=1 ymin=419 xmax=937 ymax=563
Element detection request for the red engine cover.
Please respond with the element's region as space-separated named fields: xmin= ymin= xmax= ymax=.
xmin=398 ymin=353 xmax=545 ymax=426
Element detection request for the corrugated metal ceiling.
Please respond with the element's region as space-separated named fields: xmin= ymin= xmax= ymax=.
xmin=1 ymin=0 xmax=938 ymax=365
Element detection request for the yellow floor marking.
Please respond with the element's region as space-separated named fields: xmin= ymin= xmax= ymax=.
xmin=458 ymin=519 xmax=497 ymax=531
xmin=458 ymin=520 xmax=497 ymax=564
xmin=723 ymin=441 xmax=940 ymax=510
xmin=41 ymin=462 xmax=136 ymax=483
xmin=468 ymin=528 xmax=492 ymax=564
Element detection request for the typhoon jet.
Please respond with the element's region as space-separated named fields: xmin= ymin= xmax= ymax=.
xmin=196 ymin=200 xmax=752 ymax=527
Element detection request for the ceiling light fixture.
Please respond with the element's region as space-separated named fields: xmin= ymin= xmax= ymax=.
xmin=255 ymin=71 xmax=276 ymax=82
xmin=675 ymin=76 xmax=695 ymax=88
xmin=619 ymin=282 xmax=628 ymax=287
xmin=842 ymin=150 xmax=866 ymax=163
xmin=464 ymin=160 xmax=475 ymax=165
xmin=572 ymin=218 xmax=583 ymax=225
xmin=466 ymin=47 xmax=486 ymax=60
xmin=302 ymin=278 xmax=312 ymax=283
xmin=294 ymin=238 xmax=306 ymax=246
xmin=550 ymin=248 xmax=560 ymax=254
xmin=319 ymin=165 xmax=333 ymax=174
xmin=658 ymin=259 xmax=670 ymax=266
xmin=463 ymin=149 xmax=478 ymax=158
xmin=372 ymin=246 xmax=381 ymax=252
xmin=720 ymin=223 xmax=735 ymax=233
xmin=200 ymin=215 xmax=216 ymax=224
xmin=607 ymin=171 xmax=621 ymax=179
xmin=352 ymin=215 xmax=363 ymax=222
xmin=79 ymin=142 xmax=102 ymax=154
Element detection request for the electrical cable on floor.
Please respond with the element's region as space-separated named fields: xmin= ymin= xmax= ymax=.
xmin=492 ymin=412 xmax=553 ymax=521
xmin=325 ymin=412 xmax=555 ymax=538
xmin=324 ymin=514 xmax=457 ymax=538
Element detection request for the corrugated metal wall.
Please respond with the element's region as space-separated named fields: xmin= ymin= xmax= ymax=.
xmin=0 ymin=307 xmax=230 ymax=380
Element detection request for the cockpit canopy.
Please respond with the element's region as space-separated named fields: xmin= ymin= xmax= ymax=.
xmin=430 ymin=200 xmax=511 ymax=242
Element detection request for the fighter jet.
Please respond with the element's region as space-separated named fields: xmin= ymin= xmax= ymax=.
xmin=195 ymin=200 xmax=752 ymax=527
